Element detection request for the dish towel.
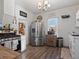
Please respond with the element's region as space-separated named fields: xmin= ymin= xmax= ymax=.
xmin=4 ymin=41 xmax=12 ymax=49
xmin=12 ymin=40 xmax=18 ymax=50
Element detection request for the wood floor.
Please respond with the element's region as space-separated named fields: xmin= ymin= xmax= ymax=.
xmin=61 ymin=48 xmax=72 ymax=59
xmin=17 ymin=46 xmax=61 ymax=59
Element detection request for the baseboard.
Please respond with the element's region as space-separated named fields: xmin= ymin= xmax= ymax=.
xmin=20 ymin=44 xmax=29 ymax=54
xmin=63 ymin=46 xmax=69 ymax=48
xmin=61 ymin=58 xmax=63 ymax=59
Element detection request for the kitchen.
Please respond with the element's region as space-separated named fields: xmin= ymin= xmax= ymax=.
xmin=0 ymin=0 xmax=79 ymax=59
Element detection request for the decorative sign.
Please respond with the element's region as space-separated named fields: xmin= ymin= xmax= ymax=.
xmin=61 ymin=15 xmax=70 ymax=19
xmin=20 ymin=11 xmax=27 ymax=18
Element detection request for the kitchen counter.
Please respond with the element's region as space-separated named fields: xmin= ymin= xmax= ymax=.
xmin=0 ymin=33 xmax=20 ymax=39
xmin=0 ymin=33 xmax=21 ymax=53
xmin=0 ymin=45 xmax=20 ymax=59
xmin=69 ymin=35 xmax=79 ymax=59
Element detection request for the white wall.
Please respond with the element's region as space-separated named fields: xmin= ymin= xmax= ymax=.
xmin=37 ymin=5 xmax=79 ymax=46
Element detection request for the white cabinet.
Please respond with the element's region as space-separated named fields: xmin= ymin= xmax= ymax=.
xmin=76 ymin=10 xmax=79 ymax=27
xmin=0 ymin=0 xmax=15 ymax=16
xmin=4 ymin=0 xmax=15 ymax=16
xmin=2 ymin=0 xmax=15 ymax=28
xmin=0 ymin=0 xmax=4 ymax=20
xmin=69 ymin=35 xmax=79 ymax=59
xmin=21 ymin=35 xmax=27 ymax=52
xmin=76 ymin=10 xmax=79 ymax=19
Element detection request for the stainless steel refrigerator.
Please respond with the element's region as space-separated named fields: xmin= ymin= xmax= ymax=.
xmin=30 ymin=20 xmax=43 ymax=46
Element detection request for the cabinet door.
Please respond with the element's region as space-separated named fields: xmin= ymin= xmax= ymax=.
xmin=21 ymin=36 xmax=26 ymax=52
xmin=73 ymin=38 xmax=79 ymax=59
xmin=76 ymin=10 xmax=79 ymax=19
xmin=76 ymin=19 xmax=79 ymax=27
xmin=4 ymin=0 xmax=15 ymax=16
xmin=76 ymin=10 xmax=79 ymax=27
xmin=0 ymin=0 xmax=4 ymax=20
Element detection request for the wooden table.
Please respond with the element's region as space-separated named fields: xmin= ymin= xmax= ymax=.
xmin=0 ymin=46 xmax=20 ymax=59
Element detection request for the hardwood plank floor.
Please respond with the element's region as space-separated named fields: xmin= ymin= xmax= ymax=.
xmin=61 ymin=48 xmax=72 ymax=59
xmin=17 ymin=46 xmax=61 ymax=59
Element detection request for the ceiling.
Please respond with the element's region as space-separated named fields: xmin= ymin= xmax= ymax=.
xmin=16 ymin=0 xmax=79 ymax=14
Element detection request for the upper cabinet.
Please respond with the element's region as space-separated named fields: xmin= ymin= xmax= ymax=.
xmin=4 ymin=0 xmax=15 ymax=16
xmin=0 ymin=0 xmax=4 ymax=20
xmin=76 ymin=10 xmax=79 ymax=19
xmin=76 ymin=10 xmax=79 ymax=27
xmin=1 ymin=0 xmax=16 ymax=26
xmin=0 ymin=0 xmax=15 ymax=19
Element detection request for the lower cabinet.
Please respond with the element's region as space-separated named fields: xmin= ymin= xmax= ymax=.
xmin=46 ymin=35 xmax=57 ymax=47
xmin=0 ymin=37 xmax=21 ymax=52
xmin=69 ymin=35 xmax=79 ymax=59
xmin=21 ymin=35 xmax=27 ymax=52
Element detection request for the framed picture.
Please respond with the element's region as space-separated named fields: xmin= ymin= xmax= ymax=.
xmin=18 ymin=22 xmax=25 ymax=35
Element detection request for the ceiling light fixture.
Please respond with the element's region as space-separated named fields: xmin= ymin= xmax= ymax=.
xmin=38 ymin=0 xmax=50 ymax=11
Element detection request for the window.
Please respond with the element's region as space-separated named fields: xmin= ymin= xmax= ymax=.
xmin=48 ymin=18 xmax=59 ymax=27
xmin=48 ymin=18 xmax=59 ymax=36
